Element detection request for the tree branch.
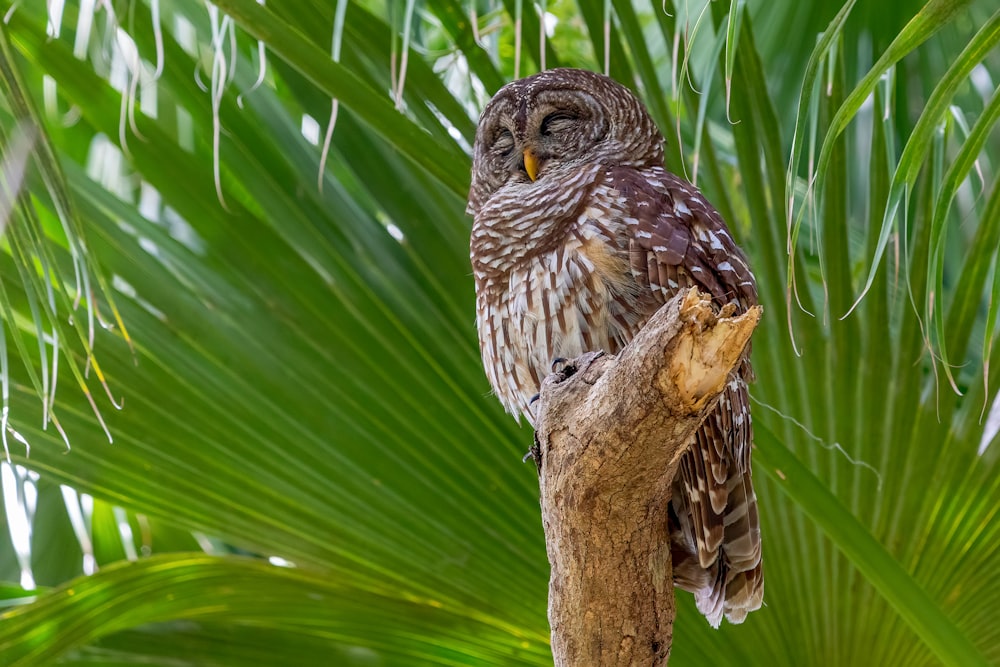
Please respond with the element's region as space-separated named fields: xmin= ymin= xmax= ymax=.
xmin=534 ymin=288 xmax=762 ymax=666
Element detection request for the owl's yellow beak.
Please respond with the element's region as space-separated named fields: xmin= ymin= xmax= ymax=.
xmin=523 ymin=149 xmax=540 ymax=181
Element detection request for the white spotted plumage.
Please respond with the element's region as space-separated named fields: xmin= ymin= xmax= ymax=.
xmin=469 ymin=68 xmax=763 ymax=627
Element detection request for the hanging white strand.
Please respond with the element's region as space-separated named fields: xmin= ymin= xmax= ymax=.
xmin=537 ymin=0 xmax=546 ymax=71
xmin=603 ymin=0 xmax=611 ymax=75
xmin=318 ymin=0 xmax=349 ymax=192
xmin=512 ymin=0 xmax=521 ymax=78
xmin=208 ymin=5 xmax=232 ymax=211
xmin=394 ymin=0 xmax=417 ymax=109
xmin=151 ymin=0 xmax=164 ymax=78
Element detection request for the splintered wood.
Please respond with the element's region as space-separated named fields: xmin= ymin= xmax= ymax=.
xmin=534 ymin=288 xmax=761 ymax=666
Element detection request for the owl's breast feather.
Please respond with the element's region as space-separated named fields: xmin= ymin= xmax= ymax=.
xmin=475 ymin=220 xmax=650 ymax=422
xmin=469 ymin=164 xmax=604 ymax=280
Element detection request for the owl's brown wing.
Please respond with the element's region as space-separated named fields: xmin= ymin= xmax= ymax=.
xmin=606 ymin=165 xmax=763 ymax=627
xmin=607 ymin=166 xmax=757 ymax=314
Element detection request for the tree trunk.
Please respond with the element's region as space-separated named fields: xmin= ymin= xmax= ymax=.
xmin=533 ymin=288 xmax=761 ymax=666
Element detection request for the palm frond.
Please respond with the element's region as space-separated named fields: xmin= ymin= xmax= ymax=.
xmin=1 ymin=0 xmax=998 ymax=664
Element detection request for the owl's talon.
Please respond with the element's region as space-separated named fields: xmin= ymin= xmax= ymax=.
xmin=523 ymin=434 xmax=543 ymax=473
xmin=557 ymin=362 xmax=578 ymax=380
xmin=551 ymin=351 xmax=605 ymax=383
xmin=529 ymin=392 xmax=540 ymax=405
xmin=550 ymin=357 xmax=568 ymax=373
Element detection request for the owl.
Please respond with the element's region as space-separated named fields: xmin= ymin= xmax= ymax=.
xmin=468 ymin=68 xmax=762 ymax=627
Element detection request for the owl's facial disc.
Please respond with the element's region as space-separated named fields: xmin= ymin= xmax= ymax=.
xmin=481 ymin=91 xmax=607 ymax=184
xmin=467 ymin=69 xmax=666 ymax=216
xmin=517 ymin=94 xmax=606 ymax=181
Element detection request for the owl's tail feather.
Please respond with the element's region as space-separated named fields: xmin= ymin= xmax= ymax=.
xmin=669 ymin=477 xmax=762 ymax=627
xmin=720 ymin=469 xmax=764 ymax=622
xmin=669 ymin=380 xmax=763 ymax=628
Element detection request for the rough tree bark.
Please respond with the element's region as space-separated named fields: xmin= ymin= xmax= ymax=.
xmin=533 ymin=288 xmax=762 ymax=666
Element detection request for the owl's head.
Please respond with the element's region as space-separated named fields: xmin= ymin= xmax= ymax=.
xmin=467 ymin=68 xmax=664 ymax=216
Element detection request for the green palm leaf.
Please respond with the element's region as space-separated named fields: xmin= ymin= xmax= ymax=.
xmin=1 ymin=0 xmax=998 ymax=664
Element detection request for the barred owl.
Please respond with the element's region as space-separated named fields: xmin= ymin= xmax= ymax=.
xmin=468 ymin=68 xmax=762 ymax=627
